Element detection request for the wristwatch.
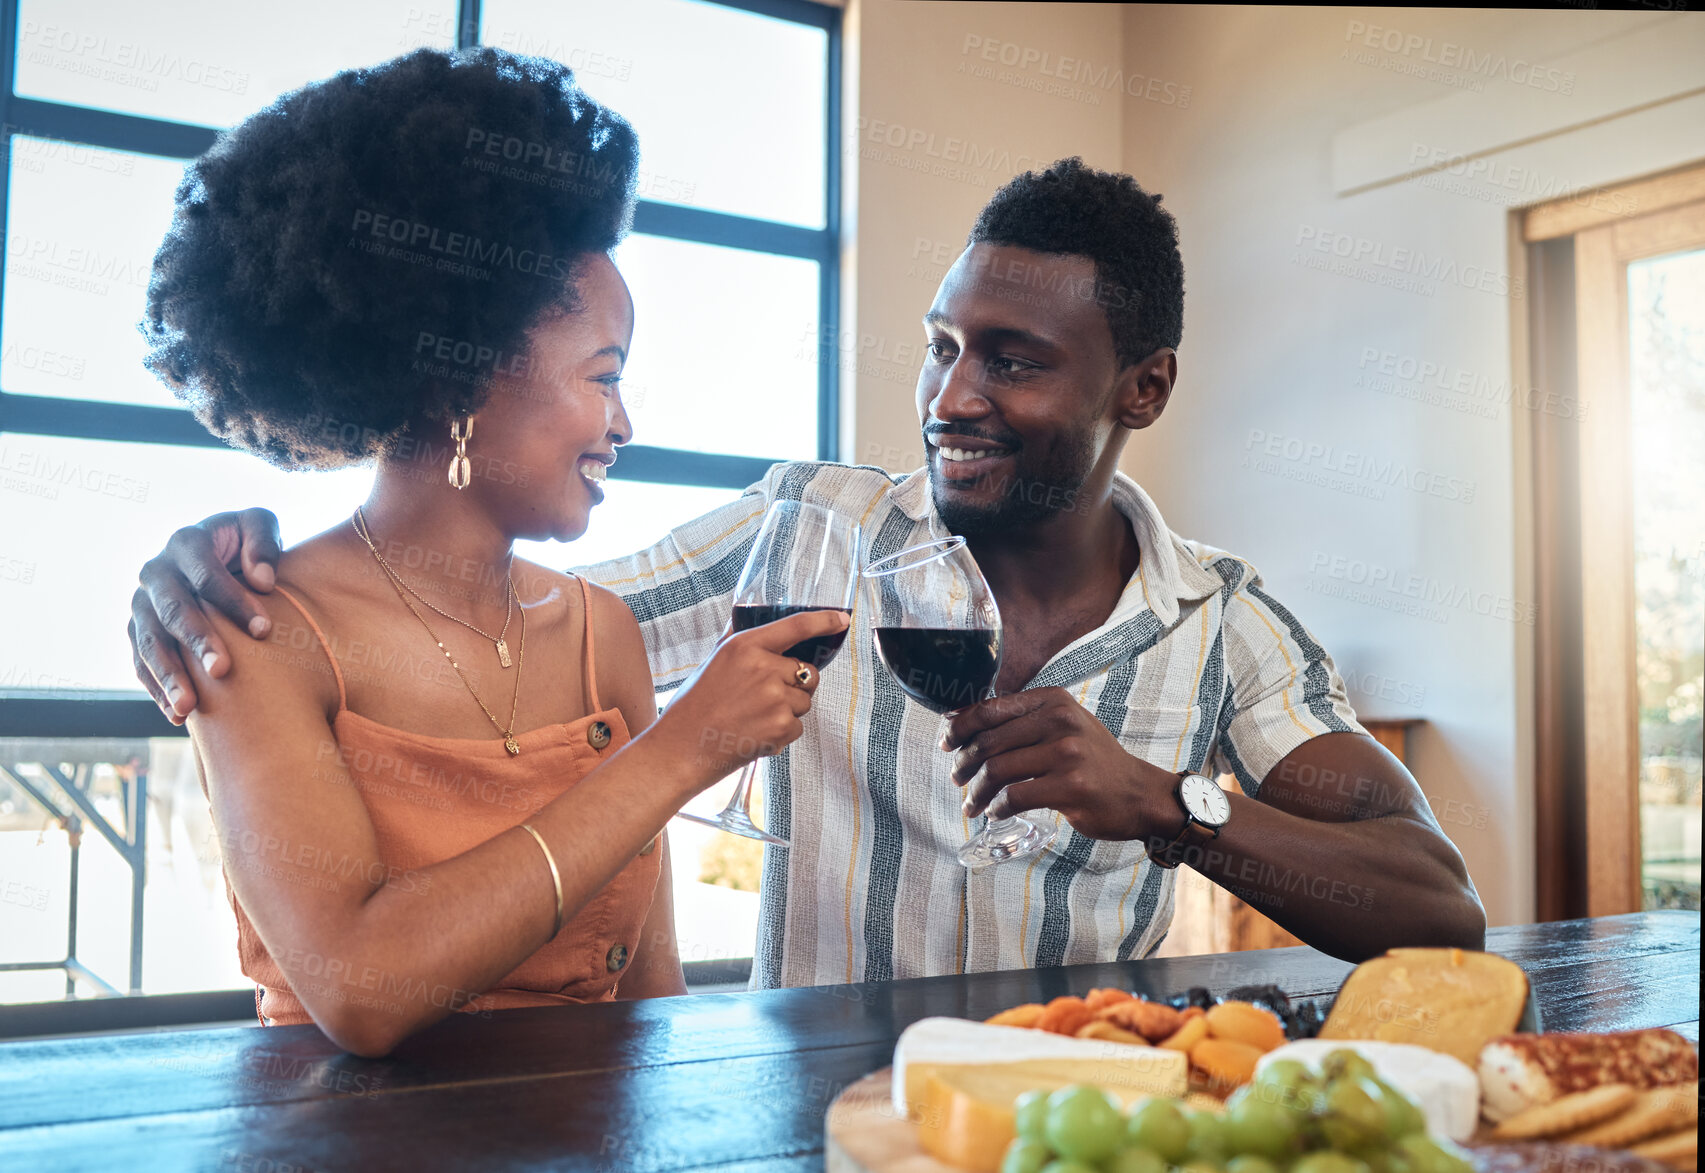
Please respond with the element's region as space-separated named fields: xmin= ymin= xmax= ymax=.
xmin=1148 ymin=772 xmax=1231 ymax=870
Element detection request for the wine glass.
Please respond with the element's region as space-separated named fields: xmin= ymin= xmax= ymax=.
xmin=675 ymin=500 xmax=861 ymax=845
xmin=864 ymin=537 xmax=1057 ymax=868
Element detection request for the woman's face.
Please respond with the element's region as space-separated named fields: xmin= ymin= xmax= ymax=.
xmin=472 ymin=253 xmax=636 ymax=543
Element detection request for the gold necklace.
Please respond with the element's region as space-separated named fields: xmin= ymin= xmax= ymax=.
xmin=352 ymin=508 xmax=515 ymax=668
xmin=353 ymin=510 xmax=528 ymax=755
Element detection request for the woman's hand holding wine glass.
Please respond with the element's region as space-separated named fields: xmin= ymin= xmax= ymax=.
xmin=674 ymin=500 xmax=861 ymax=844
xmin=646 ymin=606 xmax=850 ymax=788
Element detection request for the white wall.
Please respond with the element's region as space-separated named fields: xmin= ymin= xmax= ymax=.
xmin=844 ymin=1 xmax=1705 ymax=928
xmin=842 ymin=0 xmax=1124 ymax=474
xmin=1114 ymin=5 xmax=1705 ymax=926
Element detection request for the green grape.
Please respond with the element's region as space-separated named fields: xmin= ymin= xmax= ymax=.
xmin=1226 ymin=1088 xmax=1304 ymax=1160
xmin=1291 ymin=1152 xmax=1372 ymax=1173
xmin=1364 ymin=1148 xmax=1415 ymax=1173
xmin=1002 ymin=1138 xmax=1054 ymax=1173
xmin=1186 ymin=1109 xmax=1230 ymax=1162
xmin=1108 ymin=1147 xmax=1171 ymax=1173
xmin=1321 ymin=1051 xmax=1378 ymax=1084
xmin=1395 ymin=1134 xmax=1473 ymax=1173
xmin=1253 ymin=1066 xmax=1324 ymax=1117
xmin=1039 ymin=1162 xmax=1102 ymax=1173
xmin=1367 ymin=1078 xmax=1426 ymax=1140
xmin=1319 ymin=1077 xmax=1388 ymax=1151
xmin=1015 ymin=1090 xmax=1051 ymax=1142
xmin=1181 ymin=1161 xmax=1227 ymax=1173
xmin=1256 ymin=1059 xmax=1313 ymax=1092
xmin=1126 ymin=1098 xmax=1192 ymax=1164
xmin=1227 ymin=1155 xmax=1282 ymax=1173
xmin=1044 ymin=1086 xmax=1125 ymax=1165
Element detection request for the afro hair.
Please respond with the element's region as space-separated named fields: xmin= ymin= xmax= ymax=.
xmin=142 ymin=46 xmax=639 ymax=470
xmin=968 ymin=157 xmax=1184 ymax=368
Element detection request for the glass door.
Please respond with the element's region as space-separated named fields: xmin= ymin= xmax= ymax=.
xmin=1627 ymin=247 xmax=1704 ymax=911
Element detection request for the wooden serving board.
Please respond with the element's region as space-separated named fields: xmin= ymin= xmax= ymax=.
xmin=825 ymin=1067 xmax=961 ymax=1173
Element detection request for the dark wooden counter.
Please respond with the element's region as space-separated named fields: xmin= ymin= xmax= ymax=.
xmin=0 ymin=912 xmax=1696 ymax=1171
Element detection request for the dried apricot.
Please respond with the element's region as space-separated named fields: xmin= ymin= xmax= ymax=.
xmin=984 ymin=1003 xmax=1045 ymax=1028
xmin=1084 ymin=987 xmax=1136 ymax=1013
xmin=1036 ymin=995 xmax=1096 ymax=1036
xmin=1158 ymin=1014 xmax=1210 ymax=1052
xmin=1204 ymin=1001 xmax=1287 ymax=1052
xmin=1190 ymin=1036 xmax=1264 ymax=1092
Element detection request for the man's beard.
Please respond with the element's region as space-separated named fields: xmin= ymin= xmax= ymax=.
xmin=929 ymin=433 xmax=1096 ymax=536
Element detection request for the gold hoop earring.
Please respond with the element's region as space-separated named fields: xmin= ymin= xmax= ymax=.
xmin=448 ymin=416 xmax=473 ymax=490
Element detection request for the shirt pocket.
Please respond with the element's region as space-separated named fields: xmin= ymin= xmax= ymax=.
xmin=1119 ymin=705 xmax=1209 ymax=775
xmin=1033 ymin=705 xmax=1203 ymax=876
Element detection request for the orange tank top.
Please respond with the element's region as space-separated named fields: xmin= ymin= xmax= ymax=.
xmin=220 ymin=576 xmax=662 ymax=1026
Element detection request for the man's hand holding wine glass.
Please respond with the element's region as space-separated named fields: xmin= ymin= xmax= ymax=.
xmin=944 ymin=687 xmax=1181 ymax=841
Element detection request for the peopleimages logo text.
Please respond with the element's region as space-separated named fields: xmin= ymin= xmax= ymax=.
xmin=1308 ymin=552 xmax=1536 ymax=626
xmin=853 ymin=118 xmax=1045 ymax=178
xmin=349 ymin=209 xmax=575 ymax=281
xmin=1343 ymin=21 xmax=1575 ymax=94
xmin=1295 ymin=226 xmax=1524 ymax=299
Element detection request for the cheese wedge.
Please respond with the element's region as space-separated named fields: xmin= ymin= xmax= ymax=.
xmin=914 ymin=1066 xmax=1083 ymax=1173
xmin=916 ymin=1062 xmax=1174 ymax=1173
xmin=1257 ymin=1039 xmax=1481 ymax=1142
xmin=892 ymin=1016 xmax=1188 ymax=1119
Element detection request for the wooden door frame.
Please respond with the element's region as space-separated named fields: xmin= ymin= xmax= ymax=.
xmin=1523 ymin=163 xmax=1705 ymax=917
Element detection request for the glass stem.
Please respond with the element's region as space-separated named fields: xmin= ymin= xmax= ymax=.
xmin=720 ymin=760 xmax=761 ymax=820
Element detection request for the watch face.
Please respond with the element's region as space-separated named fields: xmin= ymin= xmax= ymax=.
xmin=1181 ymin=774 xmax=1231 ymax=826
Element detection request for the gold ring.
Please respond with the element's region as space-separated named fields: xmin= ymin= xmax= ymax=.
xmin=794 ymin=661 xmax=814 ymax=688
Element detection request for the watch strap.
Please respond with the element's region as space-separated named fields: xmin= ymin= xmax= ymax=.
xmin=1149 ymin=815 xmax=1219 ymax=869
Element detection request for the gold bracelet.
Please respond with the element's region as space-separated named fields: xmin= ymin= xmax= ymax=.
xmin=518 ymin=822 xmax=564 ymax=939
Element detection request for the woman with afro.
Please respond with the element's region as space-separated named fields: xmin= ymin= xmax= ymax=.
xmin=141 ymin=47 xmax=845 ymax=1056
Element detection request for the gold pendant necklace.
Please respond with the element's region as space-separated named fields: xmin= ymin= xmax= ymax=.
xmin=353 ymin=510 xmax=527 ymax=755
xmin=352 ymin=508 xmax=515 ymax=669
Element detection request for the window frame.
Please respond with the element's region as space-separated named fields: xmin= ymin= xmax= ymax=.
xmin=0 ymin=0 xmax=842 ymax=735
xmin=0 ymin=0 xmax=836 ymax=1012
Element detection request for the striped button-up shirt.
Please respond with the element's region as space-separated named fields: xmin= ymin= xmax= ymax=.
xmin=577 ymin=461 xmax=1366 ymax=989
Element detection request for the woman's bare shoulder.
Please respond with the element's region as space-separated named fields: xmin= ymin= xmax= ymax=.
xmin=205 ymin=531 xmax=369 ymax=716
xmin=191 ymin=584 xmax=342 ymax=719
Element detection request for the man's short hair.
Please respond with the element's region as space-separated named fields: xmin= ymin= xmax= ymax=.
xmin=968 ymin=157 xmax=1184 ymax=368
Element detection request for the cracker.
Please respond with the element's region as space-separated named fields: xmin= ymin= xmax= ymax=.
xmin=1559 ymin=1084 xmax=1698 ymax=1149
xmin=1492 ymin=1084 xmax=1638 ymax=1140
xmin=1629 ymin=1127 xmax=1698 ymax=1173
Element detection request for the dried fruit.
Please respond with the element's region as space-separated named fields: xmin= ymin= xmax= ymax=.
xmin=1205 ymin=1001 xmax=1287 ymax=1052
xmin=986 ymin=1003 xmax=1046 ymax=1028
xmin=1037 ymin=996 xmax=1097 ymax=1036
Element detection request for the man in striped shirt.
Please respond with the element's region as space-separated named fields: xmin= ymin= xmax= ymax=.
xmin=131 ymin=159 xmax=1485 ymax=987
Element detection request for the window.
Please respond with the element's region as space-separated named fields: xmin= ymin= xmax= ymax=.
xmin=1 ymin=0 xmax=840 ymax=1011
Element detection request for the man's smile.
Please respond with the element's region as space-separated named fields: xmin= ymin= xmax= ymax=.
xmin=930 ymin=433 xmax=1019 ymax=482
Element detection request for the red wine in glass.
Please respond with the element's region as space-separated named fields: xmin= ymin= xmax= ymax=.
xmin=675 ymin=500 xmax=861 ymax=846
xmin=732 ymin=604 xmax=852 ymax=671
xmin=863 ymin=537 xmax=1056 ymax=868
xmin=871 ymin=628 xmax=999 ymax=713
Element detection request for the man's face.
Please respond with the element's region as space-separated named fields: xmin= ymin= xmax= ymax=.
xmin=916 ymin=243 xmax=1122 ymax=534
